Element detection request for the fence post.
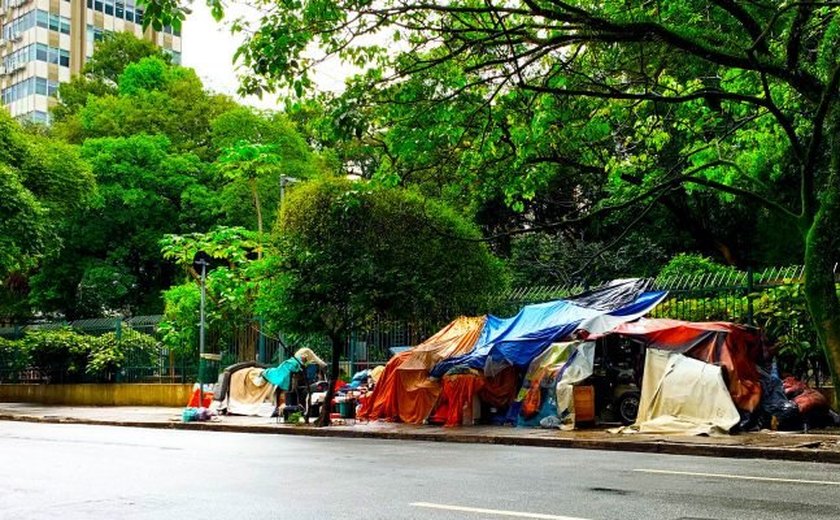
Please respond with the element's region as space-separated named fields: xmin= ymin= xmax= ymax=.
xmin=115 ymin=319 xmax=122 ymax=341
xmin=746 ymin=266 xmax=755 ymax=326
xmin=349 ymin=327 xmax=356 ymax=375
xmin=258 ymin=317 xmax=266 ymax=363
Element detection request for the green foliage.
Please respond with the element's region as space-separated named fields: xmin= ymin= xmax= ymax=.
xmin=753 ymin=284 xmax=826 ymax=382
xmin=0 ymin=336 xmax=31 ymax=378
xmin=86 ymin=330 xmax=160 ymax=378
xmin=21 ymin=329 xmax=94 ymax=383
xmin=0 ymin=112 xmax=95 ymax=311
xmin=2 ymin=328 xmax=160 ymax=382
xmin=657 ymin=254 xmax=742 ymax=283
xmin=85 ymin=31 xmax=171 ymax=84
xmin=159 ymin=283 xmax=201 ymax=354
xmin=53 ymin=32 xmax=171 ymax=122
xmin=261 ymin=177 xmax=507 ymax=338
xmin=56 ymin=58 xmax=236 ymax=160
xmin=650 ymin=294 xmax=748 ymax=323
xmin=159 ymin=227 xmax=261 ymax=355
xmin=508 ymin=232 xmax=665 ymax=286
xmin=28 ymin=134 xmax=214 ymax=316
xmin=211 ymin=108 xmax=322 ymax=231
xmin=119 ymin=57 xmax=170 ymax=95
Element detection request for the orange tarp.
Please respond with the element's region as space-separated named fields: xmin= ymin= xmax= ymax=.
xmin=431 ymin=367 xmax=518 ymax=427
xmin=431 ymin=371 xmax=485 ymax=427
xmin=359 ymin=316 xmax=485 ymax=424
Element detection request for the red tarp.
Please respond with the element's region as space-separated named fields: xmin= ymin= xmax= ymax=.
xmin=610 ymin=319 xmax=765 ymax=411
xmin=358 ymin=317 xmax=485 ymax=424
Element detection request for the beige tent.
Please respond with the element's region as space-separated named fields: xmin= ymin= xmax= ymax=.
xmin=620 ymin=349 xmax=740 ymax=435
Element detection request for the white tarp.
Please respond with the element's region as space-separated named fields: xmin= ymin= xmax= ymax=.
xmin=619 ymin=349 xmax=740 ymax=436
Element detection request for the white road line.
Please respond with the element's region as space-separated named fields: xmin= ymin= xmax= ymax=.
xmin=633 ymin=468 xmax=840 ymax=486
xmin=410 ymin=502 xmax=592 ymax=520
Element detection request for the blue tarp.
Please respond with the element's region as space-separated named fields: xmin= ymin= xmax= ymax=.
xmin=429 ymin=289 xmax=666 ymax=378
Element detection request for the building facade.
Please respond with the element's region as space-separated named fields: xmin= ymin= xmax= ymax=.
xmin=1 ymin=0 xmax=181 ymax=123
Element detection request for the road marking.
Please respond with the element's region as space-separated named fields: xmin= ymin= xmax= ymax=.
xmin=633 ymin=468 xmax=840 ymax=486
xmin=410 ymin=502 xmax=591 ymax=520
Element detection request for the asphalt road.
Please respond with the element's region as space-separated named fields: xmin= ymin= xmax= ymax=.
xmin=0 ymin=421 xmax=838 ymax=520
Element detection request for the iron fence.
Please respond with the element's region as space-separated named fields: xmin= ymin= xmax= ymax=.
xmin=2 ymin=263 xmax=837 ymax=384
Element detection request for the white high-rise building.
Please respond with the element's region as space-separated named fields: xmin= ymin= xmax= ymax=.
xmin=1 ymin=0 xmax=182 ymax=123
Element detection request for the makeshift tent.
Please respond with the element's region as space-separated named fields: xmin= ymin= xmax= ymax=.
xmin=513 ymin=341 xmax=595 ymax=427
xmin=430 ymin=285 xmax=667 ymax=378
xmin=211 ymin=363 xmax=277 ymax=417
xmin=359 ymin=316 xmax=486 ymax=424
xmin=619 ymin=349 xmax=741 ymax=435
xmin=430 ymin=366 xmax=518 ymax=427
xmin=609 ymin=319 xmax=765 ymax=411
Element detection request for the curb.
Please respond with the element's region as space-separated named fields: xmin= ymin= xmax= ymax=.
xmin=2 ymin=413 xmax=839 ymax=464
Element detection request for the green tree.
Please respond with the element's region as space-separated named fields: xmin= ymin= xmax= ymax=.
xmin=56 ymin=56 xmax=236 ymax=160
xmin=143 ymin=0 xmax=840 ymax=402
xmin=261 ymin=177 xmax=505 ymax=425
xmin=0 ymin=113 xmax=95 ymax=318
xmin=217 ymin=142 xmax=281 ymax=252
xmin=211 ymin=108 xmax=322 ymax=230
xmin=53 ymin=32 xmax=171 ymax=122
xmin=29 ymin=134 xmax=216 ymax=316
xmin=159 ymin=227 xmax=260 ymax=359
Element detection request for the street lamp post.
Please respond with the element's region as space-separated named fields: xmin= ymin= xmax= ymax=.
xmin=279 ymin=175 xmax=300 ymax=208
xmin=192 ymin=251 xmax=214 ymax=405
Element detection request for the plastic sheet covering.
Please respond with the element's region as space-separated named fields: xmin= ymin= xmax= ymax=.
xmin=430 ymin=370 xmax=485 ymax=427
xmin=478 ymin=366 xmax=519 ymax=407
xmin=619 ymin=349 xmax=740 ymax=435
xmin=514 ymin=341 xmax=595 ymax=425
xmin=226 ymin=367 xmax=276 ymax=417
xmin=610 ymin=319 xmax=764 ymax=411
xmin=369 ymin=365 xmax=385 ymax=384
xmin=431 ymin=288 xmax=666 ymax=378
xmin=566 ymin=278 xmax=653 ymax=310
xmin=358 ymin=317 xmax=485 ymax=424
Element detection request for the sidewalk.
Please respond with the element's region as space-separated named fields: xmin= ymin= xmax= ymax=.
xmin=2 ymin=402 xmax=839 ymax=463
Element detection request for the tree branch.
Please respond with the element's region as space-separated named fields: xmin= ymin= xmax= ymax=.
xmin=710 ymin=0 xmax=768 ymax=53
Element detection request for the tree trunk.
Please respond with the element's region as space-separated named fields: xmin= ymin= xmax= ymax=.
xmin=251 ymin=178 xmax=263 ymax=259
xmin=802 ymin=144 xmax=840 ymax=405
xmin=317 ymin=333 xmax=343 ymax=426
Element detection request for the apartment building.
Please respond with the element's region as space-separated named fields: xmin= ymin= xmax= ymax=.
xmin=0 ymin=0 xmax=182 ymax=123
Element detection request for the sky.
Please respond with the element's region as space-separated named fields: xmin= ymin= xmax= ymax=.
xmin=180 ymin=2 xmax=350 ymax=109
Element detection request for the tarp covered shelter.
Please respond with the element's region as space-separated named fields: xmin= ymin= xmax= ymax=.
xmin=430 ymin=283 xmax=667 ymax=378
xmin=359 ymin=316 xmax=485 ymax=424
xmin=213 ymin=362 xmax=276 ymax=417
xmin=513 ymin=341 xmax=596 ymax=426
xmin=609 ymin=319 xmax=765 ymax=411
xmin=620 ymin=349 xmax=741 ymax=435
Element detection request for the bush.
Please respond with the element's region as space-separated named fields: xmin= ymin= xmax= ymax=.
xmin=22 ymin=328 xmax=94 ymax=383
xmin=657 ymin=253 xmax=741 ymax=283
xmin=7 ymin=327 xmax=161 ymax=383
xmin=753 ymin=284 xmax=826 ymax=383
xmin=87 ymin=330 xmax=161 ymax=380
xmin=0 ymin=336 xmax=31 ymax=380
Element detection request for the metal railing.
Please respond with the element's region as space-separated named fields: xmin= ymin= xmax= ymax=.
xmin=2 ymin=263 xmax=836 ymax=383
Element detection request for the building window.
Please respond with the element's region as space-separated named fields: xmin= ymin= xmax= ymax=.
xmin=2 ymin=10 xmax=36 ymax=41
xmin=104 ymin=0 xmax=114 ymax=16
xmin=34 ymin=10 xmax=71 ymax=35
xmin=0 ymin=77 xmax=54 ymax=104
